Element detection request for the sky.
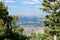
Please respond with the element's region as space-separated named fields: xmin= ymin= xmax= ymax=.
xmin=3 ymin=0 xmax=45 ymax=17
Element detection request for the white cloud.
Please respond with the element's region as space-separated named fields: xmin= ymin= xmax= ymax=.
xmin=0 ymin=0 xmax=4 ymax=2
xmin=5 ymin=0 xmax=15 ymax=3
xmin=22 ymin=0 xmax=40 ymax=4
xmin=33 ymin=0 xmax=39 ymax=3
xmin=24 ymin=1 xmax=36 ymax=4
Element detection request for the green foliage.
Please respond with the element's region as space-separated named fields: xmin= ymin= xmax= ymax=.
xmin=4 ymin=32 xmax=28 ymax=40
xmin=28 ymin=31 xmax=53 ymax=40
xmin=0 ymin=2 xmax=28 ymax=40
xmin=12 ymin=27 xmax=24 ymax=35
xmin=40 ymin=0 xmax=60 ymax=40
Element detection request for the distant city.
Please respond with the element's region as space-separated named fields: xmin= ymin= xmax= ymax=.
xmin=16 ymin=16 xmax=44 ymax=27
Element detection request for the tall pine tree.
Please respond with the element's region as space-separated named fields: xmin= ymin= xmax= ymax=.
xmin=41 ymin=0 xmax=60 ymax=40
xmin=0 ymin=2 xmax=28 ymax=40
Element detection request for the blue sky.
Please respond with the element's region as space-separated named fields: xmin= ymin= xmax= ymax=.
xmin=4 ymin=0 xmax=45 ymax=17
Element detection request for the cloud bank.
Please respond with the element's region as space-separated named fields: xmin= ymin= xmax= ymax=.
xmin=5 ymin=0 xmax=15 ymax=3
xmin=21 ymin=0 xmax=40 ymax=4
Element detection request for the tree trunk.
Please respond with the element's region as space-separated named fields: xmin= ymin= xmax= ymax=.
xmin=54 ymin=35 xmax=56 ymax=40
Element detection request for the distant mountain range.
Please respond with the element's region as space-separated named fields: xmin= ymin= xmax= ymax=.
xmin=16 ymin=16 xmax=44 ymax=27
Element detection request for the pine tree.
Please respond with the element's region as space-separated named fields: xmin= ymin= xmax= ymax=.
xmin=41 ymin=0 xmax=60 ymax=40
xmin=0 ymin=2 xmax=29 ymax=40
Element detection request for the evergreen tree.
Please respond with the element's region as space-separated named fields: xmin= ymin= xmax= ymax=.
xmin=41 ymin=0 xmax=60 ymax=40
xmin=0 ymin=2 xmax=28 ymax=40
